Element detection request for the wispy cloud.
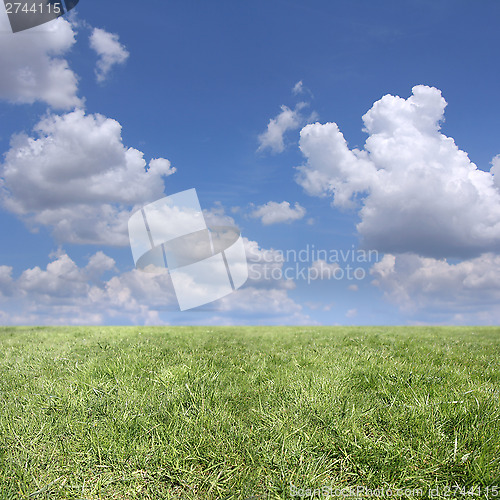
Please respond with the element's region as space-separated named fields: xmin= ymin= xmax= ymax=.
xmin=89 ymin=27 xmax=129 ymax=82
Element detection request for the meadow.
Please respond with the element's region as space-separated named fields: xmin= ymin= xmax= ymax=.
xmin=0 ymin=326 xmax=499 ymax=499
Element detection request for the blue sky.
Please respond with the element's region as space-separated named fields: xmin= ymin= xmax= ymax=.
xmin=0 ymin=0 xmax=499 ymax=325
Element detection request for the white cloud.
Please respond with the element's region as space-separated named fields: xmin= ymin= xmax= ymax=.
xmin=292 ymin=80 xmax=313 ymax=99
xmin=89 ymin=27 xmax=129 ymax=82
xmin=19 ymin=253 xmax=91 ymax=300
xmin=292 ymin=81 xmax=304 ymax=95
xmin=217 ymin=286 xmax=310 ymax=324
xmin=308 ymin=259 xmax=340 ymax=280
xmin=85 ymin=251 xmax=117 ymax=281
xmin=0 ymin=266 xmax=14 ymax=297
xmin=203 ymin=202 xmax=238 ymax=228
xmin=0 ymin=109 xmax=175 ymax=245
xmin=297 ymin=85 xmax=500 ymax=259
xmin=491 ymin=155 xmax=500 ymax=190
xmin=370 ymin=252 xmax=500 ymax=322
xmin=0 ymin=16 xmax=81 ymax=109
xmin=346 ymin=308 xmax=357 ymax=318
xmin=0 ymin=250 xmax=176 ymax=324
xmin=250 ymin=201 xmax=306 ymax=225
xmin=149 ymin=158 xmax=176 ymax=176
xmin=0 ymin=245 xmax=309 ymax=325
xmin=258 ymin=103 xmax=307 ymax=153
xmin=245 ymin=237 xmax=295 ymax=290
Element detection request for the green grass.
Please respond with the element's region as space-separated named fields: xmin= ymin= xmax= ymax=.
xmin=0 ymin=326 xmax=499 ymax=499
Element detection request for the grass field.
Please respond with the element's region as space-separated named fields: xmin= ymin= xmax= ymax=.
xmin=0 ymin=326 xmax=499 ymax=499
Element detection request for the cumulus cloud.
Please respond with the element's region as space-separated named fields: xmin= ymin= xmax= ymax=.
xmin=491 ymin=155 xmax=500 ymax=190
xmin=0 ymin=246 xmax=308 ymax=325
xmin=370 ymin=252 xmax=500 ymax=322
xmin=148 ymin=158 xmax=176 ymax=176
xmin=258 ymin=103 xmax=308 ymax=153
xmin=250 ymin=201 xmax=306 ymax=225
xmin=0 ymin=250 xmax=176 ymax=324
xmin=18 ymin=253 xmax=88 ymax=300
xmin=0 ymin=15 xmax=81 ymax=109
xmin=89 ymin=27 xmax=129 ymax=82
xmin=85 ymin=251 xmax=117 ymax=281
xmin=0 ymin=109 xmax=175 ymax=245
xmin=296 ymin=85 xmax=500 ymax=259
xmin=14 ymin=252 xmax=174 ymax=324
